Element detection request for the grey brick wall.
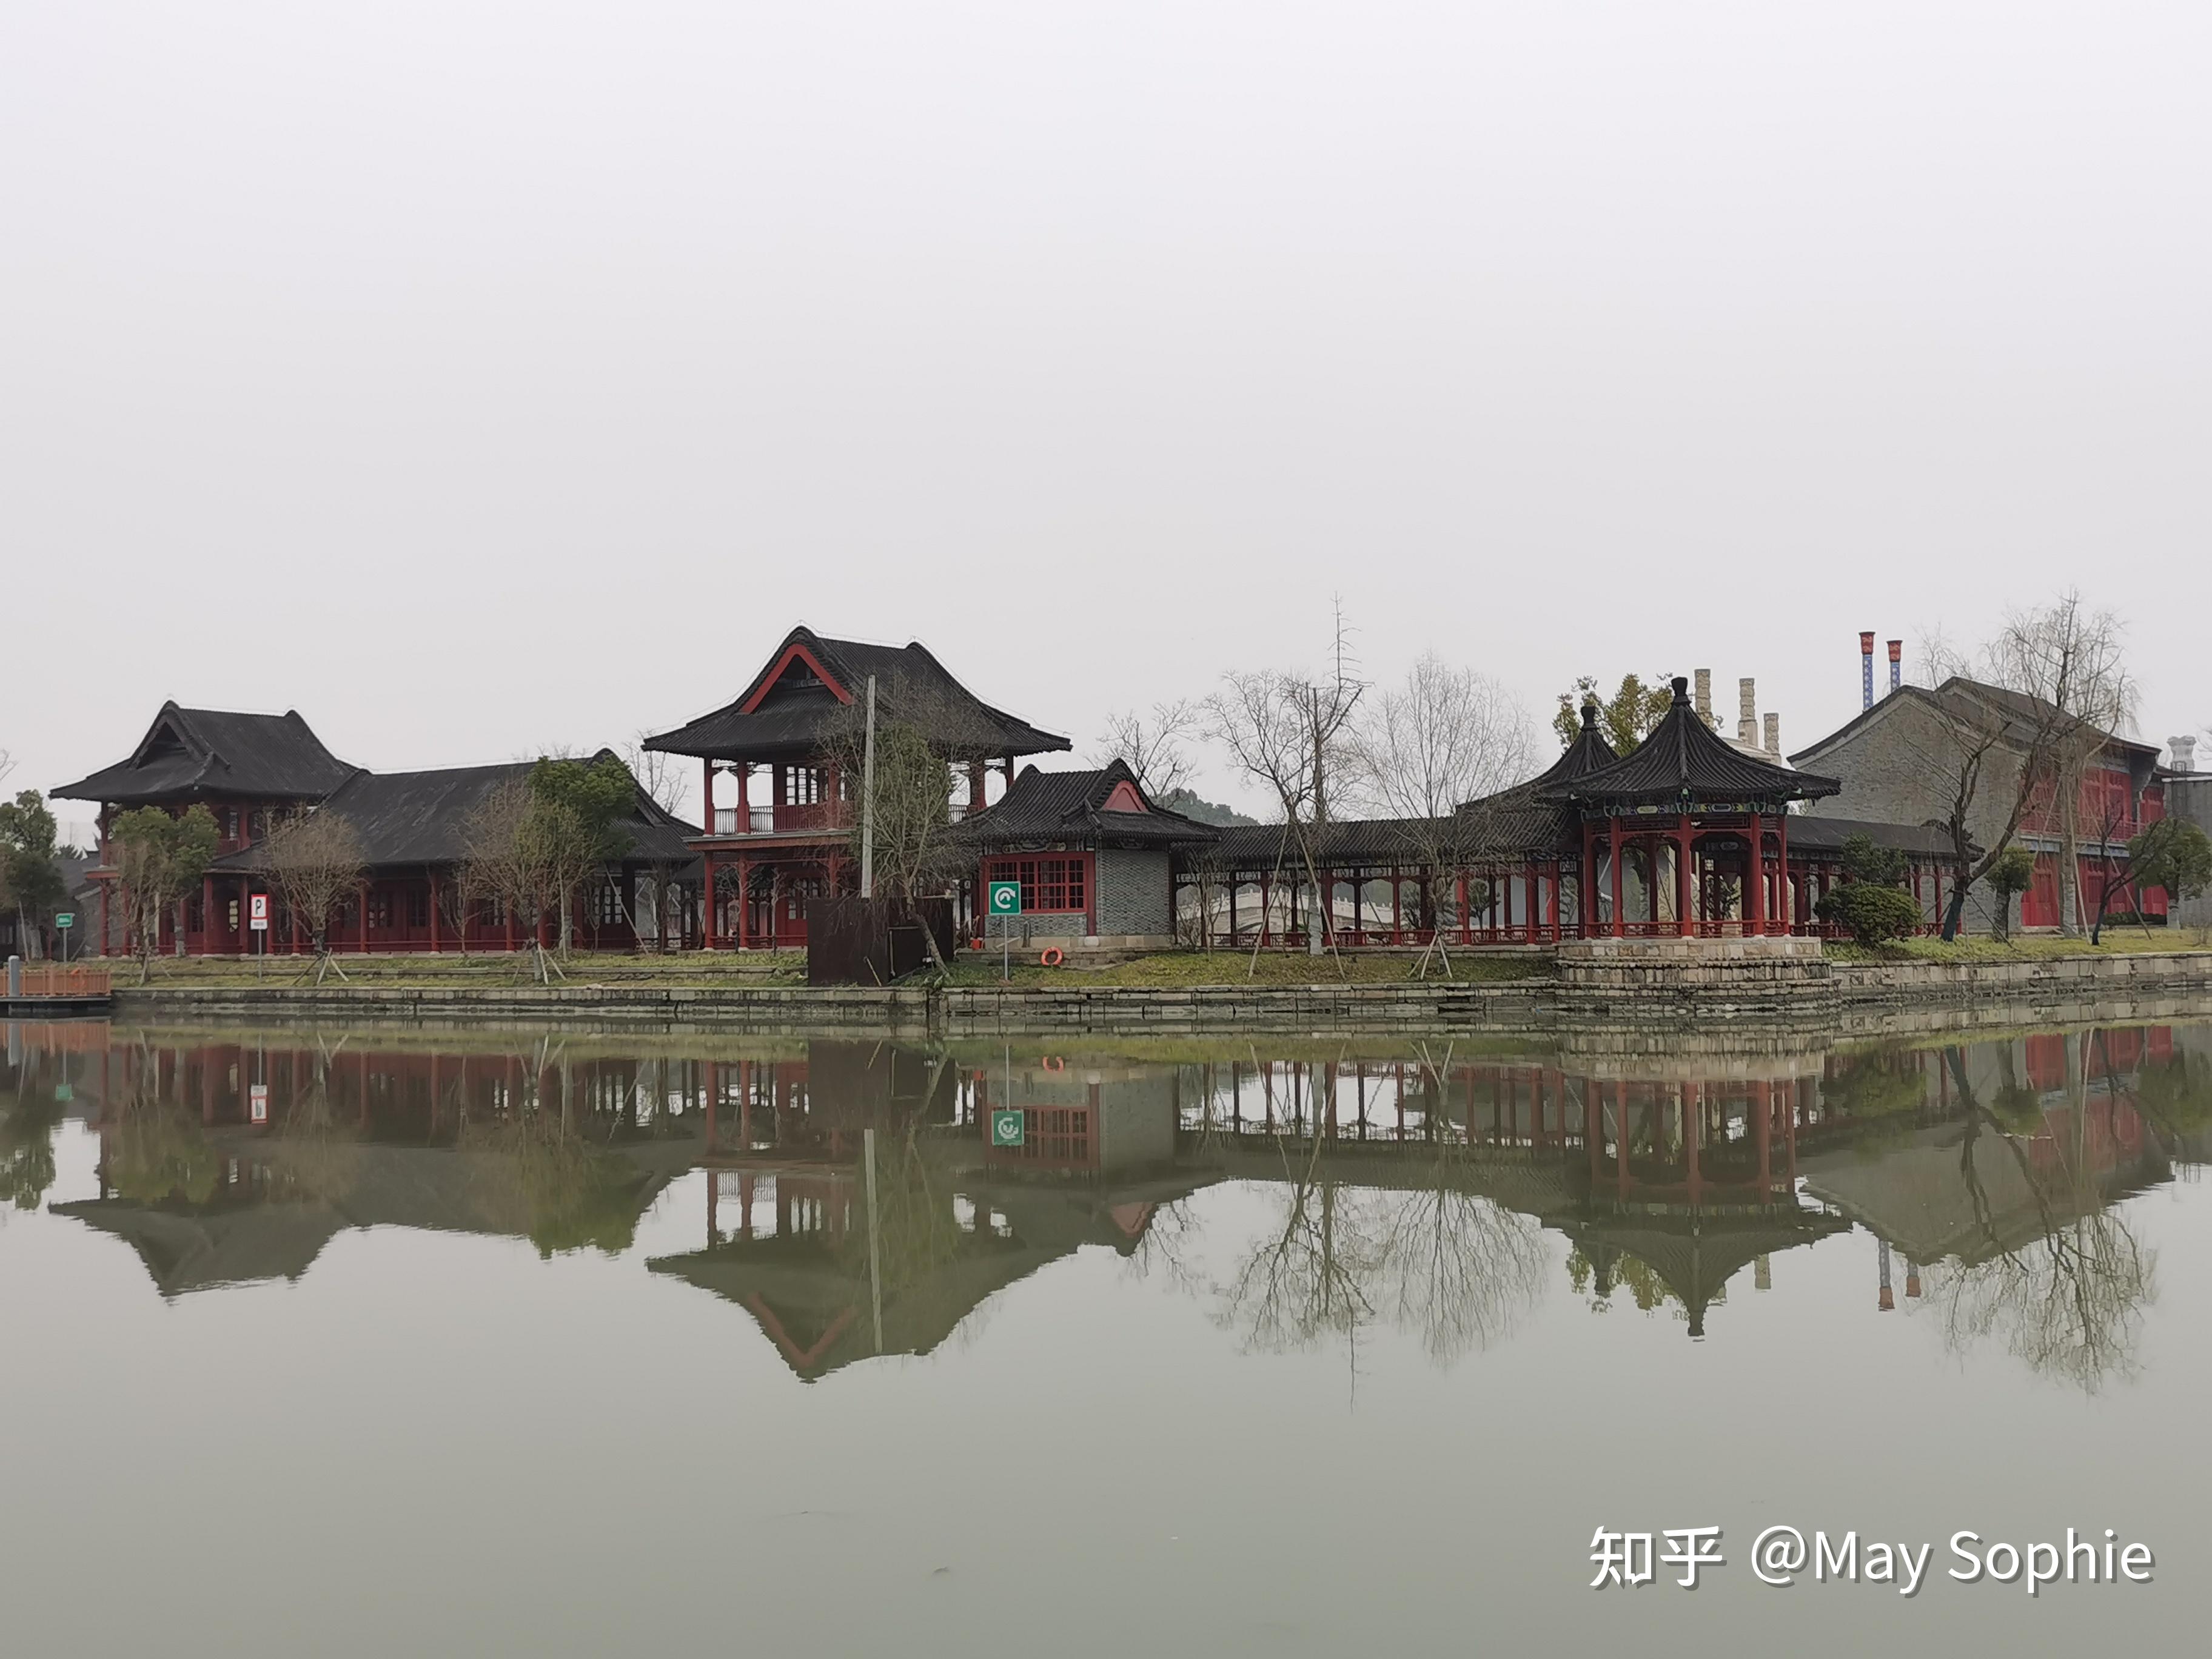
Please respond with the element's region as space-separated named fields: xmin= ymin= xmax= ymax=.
xmin=1098 ymin=848 xmax=1172 ymax=935
xmin=1800 ymin=695 xmax=2026 ymax=935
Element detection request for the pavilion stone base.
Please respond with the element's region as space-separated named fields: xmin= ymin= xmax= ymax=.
xmin=1555 ymin=935 xmax=1831 ymax=1014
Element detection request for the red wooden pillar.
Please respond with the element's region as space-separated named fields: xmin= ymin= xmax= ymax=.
xmin=198 ymin=873 xmax=215 ymax=956
xmin=1675 ymin=817 xmax=1694 ymax=937
xmin=357 ymin=879 xmax=370 ymax=953
xmin=702 ymin=761 xmax=716 ymax=834
xmin=97 ymin=879 xmax=110 ymax=957
xmin=428 ymin=876 xmax=442 ymax=953
xmin=1775 ymin=811 xmax=1790 ymax=934
xmin=1608 ymin=817 xmax=1624 ymax=939
xmin=701 ymin=853 xmax=718 ymax=948
xmin=1258 ymin=872 xmax=1272 ymax=945
xmin=737 ymin=763 xmax=751 ymax=824
xmin=1544 ymin=862 xmax=1560 ymax=940
xmin=736 ymin=857 xmax=750 ymax=950
xmin=1745 ymin=813 xmax=1765 ymax=933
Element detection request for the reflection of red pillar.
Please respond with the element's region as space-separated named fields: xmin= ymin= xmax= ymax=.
xmin=1613 ymin=1082 xmax=1627 ymax=1184
xmin=1755 ymin=1078 xmax=1772 ymax=1197
xmin=1583 ymin=1073 xmax=1601 ymax=1180
xmin=1906 ymin=1265 xmax=1922 ymax=1299
xmin=1684 ymin=1083 xmax=1701 ymax=1207
xmin=704 ymin=1059 xmax=719 ymax=1155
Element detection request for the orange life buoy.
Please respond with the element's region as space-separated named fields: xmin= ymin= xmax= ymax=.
xmin=1039 ymin=947 xmax=1065 ymax=968
xmin=1042 ymin=1055 xmax=1067 ymax=1072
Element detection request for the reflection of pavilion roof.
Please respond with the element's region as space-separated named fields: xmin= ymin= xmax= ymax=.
xmin=648 ymin=1172 xmax=1210 ymax=1381
xmin=53 ymin=1138 xmax=692 ymax=1297
xmin=52 ymin=1198 xmax=348 ymax=1296
xmin=648 ymin=1236 xmax=1058 ymax=1381
xmin=1802 ymin=1124 xmax=2170 ymax=1267
xmin=1563 ymin=1207 xmax=1850 ymax=1338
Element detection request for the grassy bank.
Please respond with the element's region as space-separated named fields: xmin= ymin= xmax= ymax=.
xmin=937 ymin=950 xmax=1550 ymax=988
xmin=1828 ymin=930 xmax=2212 ymax=965
xmin=99 ymin=946 xmax=1553 ymax=992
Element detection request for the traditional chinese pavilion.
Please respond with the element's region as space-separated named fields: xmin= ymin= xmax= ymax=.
xmin=642 ymin=626 xmax=1070 ymax=949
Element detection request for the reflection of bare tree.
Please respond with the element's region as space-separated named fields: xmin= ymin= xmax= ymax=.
xmin=269 ymin=1035 xmax=364 ymax=1202
xmin=1925 ymin=1043 xmax=2156 ymax=1391
xmin=1213 ymin=1059 xmax=1550 ymax=1367
xmin=1218 ymin=1142 xmax=1381 ymax=1355
xmin=1370 ymin=1181 xmax=1547 ymax=1363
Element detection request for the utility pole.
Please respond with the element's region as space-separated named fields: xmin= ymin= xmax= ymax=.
xmin=859 ymin=675 xmax=877 ymax=900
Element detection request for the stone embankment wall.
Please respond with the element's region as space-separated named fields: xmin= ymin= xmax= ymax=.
xmin=107 ymin=950 xmax=2212 ymax=1036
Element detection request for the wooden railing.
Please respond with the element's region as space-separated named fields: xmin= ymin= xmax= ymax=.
xmin=12 ymin=965 xmax=112 ymax=997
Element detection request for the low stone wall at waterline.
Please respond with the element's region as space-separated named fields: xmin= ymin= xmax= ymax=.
xmin=103 ymin=946 xmax=2212 ymax=1036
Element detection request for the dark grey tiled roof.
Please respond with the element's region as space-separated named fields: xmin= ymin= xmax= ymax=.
xmin=644 ymin=626 xmax=1070 ymax=762
xmin=213 ymin=757 xmax=697 ymax=872
xmin=956 ymin=760 xmax=1217 ymax=851
xmin=1538 ymin=678 xmax=1840 ymax=809
xmin=55 ymin=703 xmax=358 ymax=805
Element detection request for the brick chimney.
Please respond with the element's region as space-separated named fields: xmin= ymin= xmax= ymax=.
xmin=2172 ymin=736 xmax=2199 ymax=774
xmin=1737 ymin=678 xmax=1757 ymax=746
xmin=1763 ymin=712 xmax=1780 ymax=757
xmin=1694 ymin=668 xmax=1712 ymax=727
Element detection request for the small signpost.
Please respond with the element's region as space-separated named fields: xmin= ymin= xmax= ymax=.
xmin=54 ymin=912 xmax=73 ymax=964
xmin=249 ymin=1083 xmax=270 ymax=1125
xmin=987 ymin=879 xmax=1021 ymax=981
xmin=990 ymin=1108 xmax=1026 ymax=1148
xmin=249 ymin=893 xmax=269 ymax=974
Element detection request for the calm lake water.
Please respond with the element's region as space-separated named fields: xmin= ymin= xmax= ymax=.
xmin=5 ymin=1016 xmax=2211 ymax=1658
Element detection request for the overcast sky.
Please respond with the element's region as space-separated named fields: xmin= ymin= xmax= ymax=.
xmin=7 ymin=2 xmax=2208 ymax=823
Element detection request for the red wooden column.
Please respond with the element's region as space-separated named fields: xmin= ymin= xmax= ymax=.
xmin=735 ymin=857 xmax=750 ymax=950
xmin=97 ymin=879 xmax=110 ymax=957
xmin=428 ymin=876 xmax=442 ymax=953
xmin=357 ymin=879 xmax=371 ymax=953
xmin=736 ymin=763 xmax=751 ymax=826
xmin=1774 ymin=811 xmax=1790 ymax=934
xmin=702 ymin=760 xmax=716 ymax=834
xmin=1745 ymin=814 xmax=1765 ymax=933
xmin=1608 ymin=817 xmax=1625 ymax=938
xmin=199 ymin=874 xmax=216 ymax=956
xmin=1675 ymin=816 xmax=1695 ymax=937
xmin=1580 ymin=821 xmax=1597 ymax=937
xmin=700 ymin=852 xmax=718 ymax=948
xmin=1544 ymin=862 xmax=1561 ymax=940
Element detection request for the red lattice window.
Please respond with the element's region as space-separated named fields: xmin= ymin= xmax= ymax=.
xmin=985 ymin=855 xmax=1088 ymax=914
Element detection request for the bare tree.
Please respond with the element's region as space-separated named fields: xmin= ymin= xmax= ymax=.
xmin=1988 ymin=594 xmax=2134 ymax=936
xmin=620 ymin=733 xmax=687 ymax=819
xmin=461 ymin=777 xmax=562 ymax=980
xmin=1206 ymin=608 xmax=1365 ymax=969
xmin=1090 ymin=699 xmax=1199 ymax=799
xmin=260 ymin=809 xmax=366 ymax=979
xmin=1348 ymin=653 xmax=1535 ymax=976
xmin=822 ymin=674 xmax=987 ymax=974
xmin=1910 ymin=599 xmax=2133 ymax=939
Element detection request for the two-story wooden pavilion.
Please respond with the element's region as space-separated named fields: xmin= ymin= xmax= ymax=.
xmin=55 ymin=702 xmax=360 ymax=956
xmin=643 ymin=627 xmax=1069 ymax=949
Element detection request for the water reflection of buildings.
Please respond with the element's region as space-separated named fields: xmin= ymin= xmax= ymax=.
xmin=42 ymin=1037 xmax=708 ymax=1295
xmin=24 ymin=1022 xmax=2211 ymax=1381
xmin=646 ymin=1048 xmax=1207 ymax=1379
